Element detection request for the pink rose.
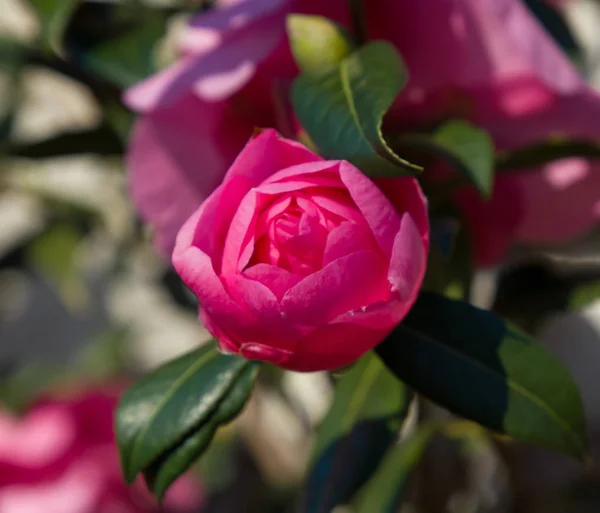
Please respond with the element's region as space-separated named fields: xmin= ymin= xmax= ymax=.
xmin=370 ymin=0 xmax=600 ymax=265
xmin=172 ymin=130 xmax=429 ymax=372
xmin=124 ymin=0 xmax=347 ymax=256
xmin=0 ymin=388 xmax=203 ymax=513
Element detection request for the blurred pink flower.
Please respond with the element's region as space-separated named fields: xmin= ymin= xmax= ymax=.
xmin=173 ymin=129 xmax=429 ymax=371
xmin=371 ymin=0 xmax=600 ymax=265
xmin=124 ymin=0 xmax=347 ymax=257
xmin=0 ymin=388 xmax=203 ymax=513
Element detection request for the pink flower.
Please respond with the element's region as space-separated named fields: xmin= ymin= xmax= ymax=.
xmin=0 ymin=388 xmax=203 ymax=513
xmin=172 ymin=130 xmax=429 ymax=371
xmin=370 ymin=0 xmax=600 ymax=265
xmin=124 ymin=0 xmax=347 ymax=257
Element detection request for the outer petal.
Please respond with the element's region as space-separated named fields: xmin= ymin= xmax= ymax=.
xmin=126 ymin=94 xmax=253 ymax=257
xmin=278 ymin=323 xmax=390 ymax=372
xmin=375 ymin=176 xmax=429 ymax=251
xmin=281 ymin=250 xmax=389 ymax=326
xmin=223 ymin=129 xmax=322 ymax=184
xmin=388 ymin=214 xmax=428 ymax=303
xmin=338 ymin=161 xmax=402 ymax=257
xmin=369 ymin=0 xmax=582 ymax=105
xmin=454 ymin=178 xmax=524 ymax=267
xmin=173 ymin=209 xmax=254 ymax=346
xmin=124 ymin=0 xmax=289 ymax=111
xmin=511 ymin=159 xmax=600 ymax=244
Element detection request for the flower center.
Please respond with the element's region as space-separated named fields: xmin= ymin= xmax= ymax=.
xmin=250 ymin=191 xmax=348 ymax=275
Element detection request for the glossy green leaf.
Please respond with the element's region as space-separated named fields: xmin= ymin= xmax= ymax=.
xmin=292 ymin=41 xmax=422 ymax=177
xmin=144 ymin=363 xmax=259 ymax=499
xmin=398 ymin=120 xmax=494 ymax=198
xmin=287 ymin=15 xmax=353 ymax=72
xmin=300 ymin=353 xmax=412 ymax=513
xmin=377 ymin=292 xmax=589 ymax=461
xmin=354 ymin=426 xmax=436 ymax=513
xmin=116 ymin=343 xmax=255 ymax=483
xmin=28 ymin=0 xmax=81 ymax=54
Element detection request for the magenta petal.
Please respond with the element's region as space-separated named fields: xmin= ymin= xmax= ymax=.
xmin=323 ymin=221 xmax=377 ymax=266
xmin=512 ymin=159 xmax=600 ymax=244
xmin=280 ymin=323 xmax=388 ymax=372
xmin=281 ymin=250 xmax=389 ymax=325
xmin=375 ymin=176 xmax=429 ymax=250
xmin=333 ymin=297 xmax=406 ymax=330
xmin=338 ymin=161 xmax=402 ymax=257
xmin=388 ymin=214 xmax=427 ymax=303
xmin=223 ymin=129 xmax=323 ymax=186
xmin=172 ymin=234 xmax=253 ymax=343
xmin=224 ymin=274 xmax=304 ymax=346
xmin=179 ymin=0 xmax=290 ymax=55
xmin=243 ymin=263 xmax=302 ymax=299
xmin=126 ymin=94 xmax=253 ymax=256
xmin=124 ymin=0 xmax=289 ymax=112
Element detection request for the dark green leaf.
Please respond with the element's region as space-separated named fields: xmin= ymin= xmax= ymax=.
xmin=292 ymin=41 xmax=422 ymax=177
xmin=116 ymin=343 xmax=253 ymax=483
xmin=66 ymin=2 xmax=168 ymax=88
xmin=300 ymin=353 xmax=412 ymax=513
xmin=354 ymin=426 xmax=435 ymax=513
xmin=9 ymin=125 xmax=123 ymax=158
xmin=377 ymin=292 xmax=589 ymax=460
xmin=28 ymin=0 xmax=81 ymax=54
xmin=287 ymin=15 xmax=353 ymax=72
xmin=144 ymin=363 xmax=259 ymax=499
xmin=496 ymin=137 xmax=600 ymax=172
xmin=398 ymin=120 xmax=494 ymax=198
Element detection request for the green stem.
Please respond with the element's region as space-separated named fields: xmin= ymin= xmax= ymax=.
xmin=348 ymin=0 xmax=367 ymax=45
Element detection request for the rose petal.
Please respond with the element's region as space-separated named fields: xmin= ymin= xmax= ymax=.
xmin=124 ymin=1 xmax=289 ymax=111
xmin=512 ymin=159 xmax=600 ymax=244
xmin=179 ymin=0 xmax=289 ymax=55
xmin=224 ymin=129 xmax=323 ymax=185
xmin=280 ymin=323 xmax=389 ymax=372
xmin=388 ymin=214 xmax=428 ymax=302
xmin=281 ymin=250 xmax=389 ymax=325
xmin=243 ymin=263 xmax=302 ymax=299
xmin=126 ymin=94 xmax=253 ymax=256
xmin=338 ymin=161 xmax=402 ymax=257
xmin=375 ymin=176 xmax=429 ymax=249
xmin=322 ymin=221 xmax=378 ymax=266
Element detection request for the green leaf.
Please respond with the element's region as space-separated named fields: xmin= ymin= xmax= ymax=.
xmin=353 ymin=426 xmax=436 ymax=513
xmin=116 ymin=343 xmax=257 ymax=484
xmin=398 ymin=120 xmax=494 ymax=198
xmin=67 ymin=2 xmax=168 ymax=88
xmin=143 ymin=363 xmax=259 ymax=499
xmin=300 ymin=353 xmax=412 ymax=513
xmin=569 ymin=280 xmax=600 ymax=310
xmin=287 ymin=15 xmax=353 ymax=72
xmin=292 ymin=41 xmax=423 ymax=177
xmin=377 ymin=292 xmax=589 ymax=461
xmin=495 ymin=137 xmax=600 ymax=172
xmin=27 ymin=0 xmax=81 ymax=55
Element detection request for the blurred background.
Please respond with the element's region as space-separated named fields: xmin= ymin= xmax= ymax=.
xmin=2 ymin=0 xmax=600 ymax=512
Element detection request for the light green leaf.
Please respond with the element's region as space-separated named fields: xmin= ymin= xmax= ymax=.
xmin=292 ymin=41 xmax=422 ymax=177
xmin=398 ymin=120 xmax=494 ymax=198
xmin=287 ymin=14 xmax=353 ymax=72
